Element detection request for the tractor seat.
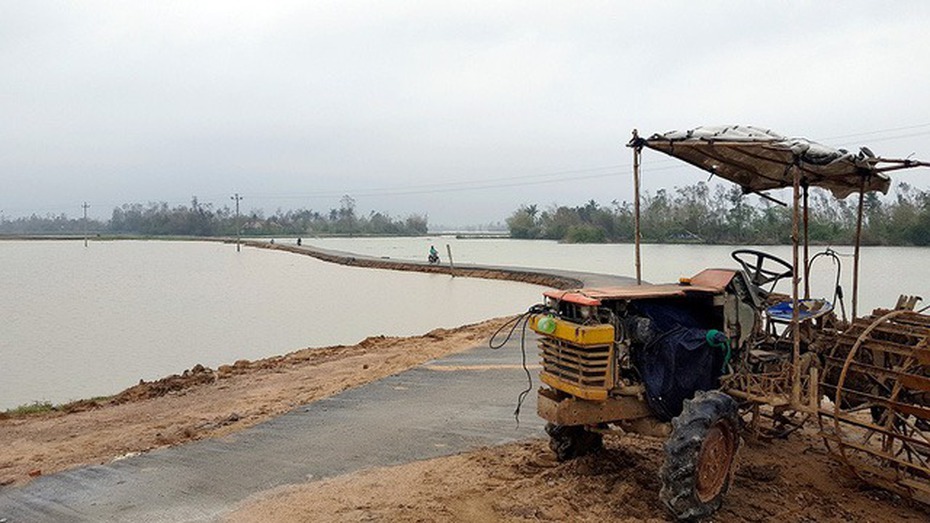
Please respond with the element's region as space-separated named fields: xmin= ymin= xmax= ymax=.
xmin=765 ymin=298 xmax=833 ymax=323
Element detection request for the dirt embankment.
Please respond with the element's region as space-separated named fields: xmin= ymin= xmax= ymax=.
xmin=0 ymin=318 xmax=509 ymax=487
xmin=227 ymin=433 xmax=930 ymax=523
xmin=244 ymin=240 xmax=585 ymax=289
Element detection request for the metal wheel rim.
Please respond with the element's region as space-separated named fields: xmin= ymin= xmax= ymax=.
xmin=696 ymin=420 xmax=735 ymax=503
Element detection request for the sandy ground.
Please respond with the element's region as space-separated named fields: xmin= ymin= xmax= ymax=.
xmin=3 ymin=315 xmax=930 ymax=522
xmin=0 ymin=318 xmax=508 ymax=487
xmin=227 ymin=433 xmax=930 ymax=523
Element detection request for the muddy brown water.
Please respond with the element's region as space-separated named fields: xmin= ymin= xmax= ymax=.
xmin=0 ymin=240 xmax=544 ymax=410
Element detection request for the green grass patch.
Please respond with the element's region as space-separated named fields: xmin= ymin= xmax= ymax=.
xmin=4 ymin=400 xmax=55 ymax=416
xmin=2 ymin=395 xmax=115 ymax=418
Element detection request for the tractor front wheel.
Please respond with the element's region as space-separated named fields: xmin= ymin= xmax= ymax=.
xmin=545 ymin=423 xmax=603 ymax=461
xmin=660 ymin=390 xmax=740 ymax=520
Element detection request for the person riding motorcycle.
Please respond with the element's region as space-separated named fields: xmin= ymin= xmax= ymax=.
xmin=428 ymin=245 xmax=440 ymax=264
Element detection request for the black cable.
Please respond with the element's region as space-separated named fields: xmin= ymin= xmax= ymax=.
xmin=488 ymin=304 xmax=547 ymax=425
xmin=512 ymin=317 xmax=533 ymax=425
xmin=488 ymin=303 xmax=547 ymax=350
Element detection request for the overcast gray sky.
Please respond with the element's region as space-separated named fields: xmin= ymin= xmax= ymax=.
xmin=3 ymin=1 xmax=930 ymax=227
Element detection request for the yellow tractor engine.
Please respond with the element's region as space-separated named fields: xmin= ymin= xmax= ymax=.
xmin=528 ymin=314 xmax=615 ymax=401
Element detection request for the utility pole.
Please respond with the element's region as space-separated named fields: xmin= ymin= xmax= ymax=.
xmin=82 ymin=202 xmax=90 ymax=247
xmin=230 ymin=193 xmax=243 ymax=252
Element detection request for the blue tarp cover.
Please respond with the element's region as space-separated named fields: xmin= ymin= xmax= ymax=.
xmin=633 ymin=301 xmax=721 ymax=421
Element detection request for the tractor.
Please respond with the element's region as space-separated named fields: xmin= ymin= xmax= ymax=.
xmin=526 ymin=126 xmax=930 ymax=520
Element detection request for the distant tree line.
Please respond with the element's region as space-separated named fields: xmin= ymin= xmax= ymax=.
xmin=0 ymin=195 xmax=428 ymax=237
xmin=507 ymin=182 xmax=930 ymax=246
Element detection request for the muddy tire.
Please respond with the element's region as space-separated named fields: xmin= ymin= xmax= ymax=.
xmin=545 ymin=423 xmax=603 ymax=461
xmin=660 ymin=390 xmax=740 ymax=521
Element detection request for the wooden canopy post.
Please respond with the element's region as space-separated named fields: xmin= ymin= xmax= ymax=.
xmin=446 ymin=244 xmax=456 ymax=277
xmin=632 ymin=130 xmax=643 ymax=285
xmin=852 ymin=176 xmax=867 ymax=319
xmin=802 ymin=183 xmax=811 ymax=300
xmin=791 ymin=165 xmax=802 ymax=405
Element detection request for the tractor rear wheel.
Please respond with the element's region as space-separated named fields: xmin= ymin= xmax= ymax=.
xmin=660 ymin=390 xmax=740 ymax=520
xmin=545 ymin=423 xmax=603 ymax=461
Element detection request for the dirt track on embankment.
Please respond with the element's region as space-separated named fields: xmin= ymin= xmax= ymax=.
xmin=241 ymin=239 xmax=585 ymax=289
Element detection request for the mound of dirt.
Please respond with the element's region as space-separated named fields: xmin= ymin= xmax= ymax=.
xmin=112 ymin=364 xmax=218 ymax=404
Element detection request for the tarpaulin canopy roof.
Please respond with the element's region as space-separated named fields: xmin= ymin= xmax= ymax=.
xmin=628 ymin=125 xmax=919 ymax=198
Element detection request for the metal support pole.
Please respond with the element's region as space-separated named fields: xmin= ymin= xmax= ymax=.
xmin=446 ymin=244 xmax=455 ymax=277
xmin=82 ymin=201 xmax=90 ymax=248
xmin=791 ymin=166 xmax=802 ymax=405
xmin=633 ymin=136 xmax=643 ymax=285
xmin=231 ymin=193 xmax=243 ymax=253
xmin=852 ymin=177 xmax=866 ymax=319
xmin=803 ymin=183 xmax=811 ymax=300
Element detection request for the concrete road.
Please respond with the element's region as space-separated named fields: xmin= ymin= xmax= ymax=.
xmin=0 ymin=335 xmax=545 ymax=522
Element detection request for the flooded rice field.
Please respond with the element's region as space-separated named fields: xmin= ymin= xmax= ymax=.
xmin=3 ymin=237 xmax=928 ymax=410
xmin=0 ymin=240 xmax=542 ymax=410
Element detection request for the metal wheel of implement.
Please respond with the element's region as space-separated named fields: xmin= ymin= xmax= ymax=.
xmin=545 ymin=423 xmax=603 ymax=462
xmin=818 ymin=309 xmax=930 ymax=504
xmin=661 ymin=390 xmax=740 ymax=521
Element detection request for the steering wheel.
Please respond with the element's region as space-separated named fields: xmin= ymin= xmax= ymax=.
xmin=731 ymin=249 xmax=794 ymax=287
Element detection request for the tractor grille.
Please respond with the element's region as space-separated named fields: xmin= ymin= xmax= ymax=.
xmin=539 ymin=337 xmax=613 ymax=400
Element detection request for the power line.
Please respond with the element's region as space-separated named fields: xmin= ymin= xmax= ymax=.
xmin=245 ymin=163 xmax=638 ymax=200
xmin=241 ymin=164 xmax=690 ymax=201
xmin=821 ymin=122 xmax=930 ymax=141
xmin=354 ymin=164 xmax=689 ymax=198
xmin=836 ymin=130 xmax=930 ymax=147
xmin=241 ymin=157 xmax=690 ymax=201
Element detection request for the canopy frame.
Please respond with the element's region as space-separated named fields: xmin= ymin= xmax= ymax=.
xmin=627 ymin=126 xmax=929 ymax=407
